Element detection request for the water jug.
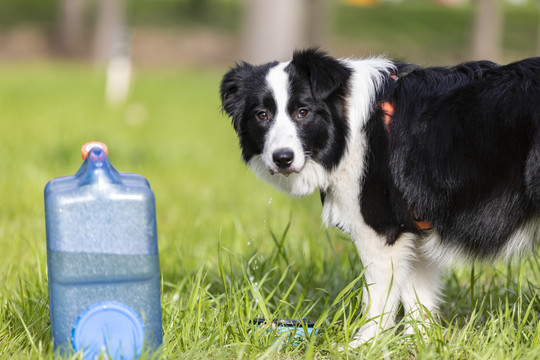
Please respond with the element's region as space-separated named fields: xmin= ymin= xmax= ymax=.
xmin=44 ymin=142 xmax=162 ymax=359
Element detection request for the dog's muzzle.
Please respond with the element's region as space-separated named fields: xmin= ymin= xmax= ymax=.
xmin=270 ymin=148 xmax=300 ymax=177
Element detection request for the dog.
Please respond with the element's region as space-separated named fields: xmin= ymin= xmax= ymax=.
xmin=220 ymin=48 xmax=540 ymax=347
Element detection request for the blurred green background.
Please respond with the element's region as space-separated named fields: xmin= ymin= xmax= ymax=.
xmin=0 ymin=0 xmax=539 ymax=358
xmin=0 ymin=0 xmax=538 ymax=64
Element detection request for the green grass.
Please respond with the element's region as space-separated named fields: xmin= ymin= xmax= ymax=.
xmin=0 ymin=63 xmax=539 ymax=359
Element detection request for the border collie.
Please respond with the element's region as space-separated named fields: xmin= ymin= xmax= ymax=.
xmin=220 ymin=49 xmax=540 ymax=347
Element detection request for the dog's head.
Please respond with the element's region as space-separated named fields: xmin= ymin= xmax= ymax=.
xmin=220 ymin=49 xmax=352 ymax=196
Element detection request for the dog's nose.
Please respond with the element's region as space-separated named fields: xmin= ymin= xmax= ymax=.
xmin=273 ymin=149 xmax=294 ymax=169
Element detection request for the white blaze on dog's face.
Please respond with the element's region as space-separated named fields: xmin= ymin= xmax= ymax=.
xmin=261 ymin=61 xmax=305 ymax=176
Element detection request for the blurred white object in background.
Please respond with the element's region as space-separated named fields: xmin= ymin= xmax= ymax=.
xmin=106 ymin=27 xmax=132 ymax=106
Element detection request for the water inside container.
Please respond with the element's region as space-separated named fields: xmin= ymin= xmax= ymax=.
xmin=48 ymin=251 xmax=162 ymax=354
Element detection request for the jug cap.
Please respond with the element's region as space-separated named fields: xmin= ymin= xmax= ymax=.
xmin=81 ymin=141 xmax=109 ymax=160
xmin=72 ymin=301 xmax=145 ymax=359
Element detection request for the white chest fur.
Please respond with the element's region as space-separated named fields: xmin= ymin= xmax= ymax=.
xmin=321 ymin=58 xmax=394 ymax=239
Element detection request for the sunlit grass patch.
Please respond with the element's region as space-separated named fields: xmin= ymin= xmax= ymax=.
xmin=0 ymin=63 xmax=539 ymax=359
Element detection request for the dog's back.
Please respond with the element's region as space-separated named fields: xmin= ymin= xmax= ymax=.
xmin=387 ymin=57 xmax=540 ymax=258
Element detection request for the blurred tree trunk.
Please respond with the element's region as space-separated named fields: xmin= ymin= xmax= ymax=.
xmin=93 ymin=0 xmax=125 ymax=64
xmin=306 ymin=0 xmax=330 ymax=46
xmin=57 ymin=0 xmax=85 ymax=56
xmin=471 ymin=0 xmax=502 ymax=61
xmin=188 ymin=0 xmax=210 ymax=19
xmin=242 ymin=0 xmax=305 ymax=63
xmin=242 ymin=0 xmax=327 ymax=64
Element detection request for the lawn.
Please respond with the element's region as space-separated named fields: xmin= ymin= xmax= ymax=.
xmin=0 ymin=60 xmax=539 ymax=358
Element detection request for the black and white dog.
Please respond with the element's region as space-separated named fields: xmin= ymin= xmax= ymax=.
xmin=220 ymin=48 xmax=540 ymax=347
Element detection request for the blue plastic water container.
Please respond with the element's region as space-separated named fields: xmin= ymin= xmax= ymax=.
xmin=44 ymin=142 xmax=162 ymax=359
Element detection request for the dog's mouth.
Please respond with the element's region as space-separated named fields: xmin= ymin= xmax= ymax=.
xmin=269 ymin=168 xmax=300 ymax=177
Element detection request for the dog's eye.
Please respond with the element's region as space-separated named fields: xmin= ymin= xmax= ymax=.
xmin=296 ymin=108 xmax=309 ymax=120
xmin=256 ymin=111 xmax=269 ymax=121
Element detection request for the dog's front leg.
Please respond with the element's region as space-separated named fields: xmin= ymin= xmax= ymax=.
xmin=399 ymin=238 xmax=442 ymax=334
xmin=347 ymin=229 xmax=414 ymax=348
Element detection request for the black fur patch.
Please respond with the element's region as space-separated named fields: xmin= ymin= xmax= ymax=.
xmin=385 ymin=58 xmax=540 ymax=257
xmin=220 ymin=61 xmax=279 ymax=163
xmin=360 ymin=103 xmax=419 ymax=245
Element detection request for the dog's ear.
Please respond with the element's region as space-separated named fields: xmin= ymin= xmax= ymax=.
xmin=220 ymin=62 xmax=253 ymax=127
xmin=292 ymin=48 xmax=351 ymax=100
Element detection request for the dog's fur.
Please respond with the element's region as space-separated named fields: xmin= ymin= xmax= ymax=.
xmin=220 ymin=49 xmax=540 ymax=347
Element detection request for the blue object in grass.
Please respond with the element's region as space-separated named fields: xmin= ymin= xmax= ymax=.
xmin=71 ymin=301 xmax=145 ymax=359
xmin=44 ymin=142 xmax=162 ymax=359
xmin=253 ymin=318 xmax=318 ymax=346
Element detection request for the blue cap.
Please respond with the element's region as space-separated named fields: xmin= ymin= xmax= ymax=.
xmin=72 ymin=301 xmax=145 ymax=359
